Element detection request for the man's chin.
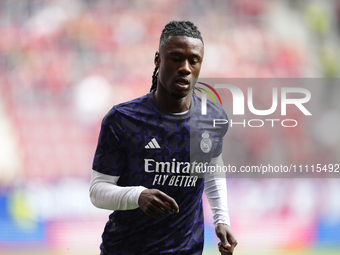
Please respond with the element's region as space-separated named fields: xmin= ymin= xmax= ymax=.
xmin=169 ymin=86 xmax=195 ymax=99
xmin=170 ymin=91 xmax=190 ymax=99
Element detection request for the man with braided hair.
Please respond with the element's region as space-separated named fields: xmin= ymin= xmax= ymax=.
xmin=90 ymin=21 xmax=237 ymax=255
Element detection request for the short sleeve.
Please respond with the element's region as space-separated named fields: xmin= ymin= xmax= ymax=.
xmin=92 ymin=109 xmax=127 ymax=176
xmin=212 ymin=106 xmax=228 ymax=158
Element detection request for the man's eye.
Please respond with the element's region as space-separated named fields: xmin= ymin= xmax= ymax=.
xmin=190 ymin=60 xmax=198 ymax=65
xmin=172 ymin=58 xmax=180 ymax=62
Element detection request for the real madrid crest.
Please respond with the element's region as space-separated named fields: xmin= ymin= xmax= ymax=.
xmin=200 ymin=131 xmax=212 ymax=153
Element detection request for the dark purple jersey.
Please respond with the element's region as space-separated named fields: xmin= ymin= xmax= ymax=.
xmin=93 ymin=91 xmax=228 ymax=255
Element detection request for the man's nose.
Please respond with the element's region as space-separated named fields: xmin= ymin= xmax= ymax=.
xmin=178 ymin=60 xmax=191 ymax=75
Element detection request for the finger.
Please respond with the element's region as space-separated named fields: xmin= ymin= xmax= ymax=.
xmin=218 ymin=242 xmax=230 ymax=249
xmin=145 ymin=204 xmax=167 ymax=218
xmin=164 ymin=202 xmax=176 ymax=214
xmin=227 ymin=238 xmax=237 ymax=252
xmin=221 ymin=242 xmax=231 ymax=248
xmin=220 ymin=250 xmax=232 ymax=255
xmin=145 ymin=209 xmax=163 ymax=218
xmin=150 ymin=204 xmax=167 ymax=217
xmin=158 ymin=193 xmax=179 ymax=213
xmin=149 ymin=196 xmax=174 ymax=214
xmin=144 ymin=207 xmax=160 ymax=218
xmin=226 ymin=232 xmax=237 ymax=252
xmin=227 ymin=234 xmax=237 ymax=247
xmin=218 ymin=242 xmax=231 ymax=254
xmin=218 ymin=239 xmax=231 ymax=254
xmin=219 ymin=247 xmax=232 ymax=255
xmin=219 ymin=248 xmax=232 ymax=255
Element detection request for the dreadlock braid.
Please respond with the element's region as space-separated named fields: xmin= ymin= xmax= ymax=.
xmin=150 ymin=67 xmax=159 ymax=92
xmin=150 ymin=21 xmax=203 ymax=92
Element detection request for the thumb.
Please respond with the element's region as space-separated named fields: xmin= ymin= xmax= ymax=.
xmin=218 ymin=241 xmax=231 ymax=254
xmin=220 ymin=240 xmax=231 ymax=249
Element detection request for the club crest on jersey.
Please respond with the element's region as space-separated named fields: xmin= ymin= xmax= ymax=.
xmin=200 ymin=131 xmax=212 ymax=153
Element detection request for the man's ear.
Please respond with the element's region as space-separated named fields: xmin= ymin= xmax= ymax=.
xmin=154 ymin=51 xmax=160 ymax=68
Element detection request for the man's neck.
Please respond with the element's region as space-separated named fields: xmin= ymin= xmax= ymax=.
xmin=153 ymin=88 xmax=192 ymax=114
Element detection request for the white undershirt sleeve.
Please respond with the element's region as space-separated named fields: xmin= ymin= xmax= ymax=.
xmin=204 ymin=154 xmax=231 ymax=226
xmin=89 ymin=170 xmax=147 ymax=210
xmin=90 ymin=155 xmax=230 ymax=224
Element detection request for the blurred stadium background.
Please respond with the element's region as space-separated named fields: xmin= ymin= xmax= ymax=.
xmin=1 ymin=0 xmax=340 ymax=254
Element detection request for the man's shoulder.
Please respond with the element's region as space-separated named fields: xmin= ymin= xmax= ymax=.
xmin=107 ymin=93 xmax=151 ymax=116
xmin=100 ymin=93 xmax=153 ymax=126
xmin=193 ymin=94 xmax=228 ymax=119
xmin=115 ymin=93 xmax=150 ymax=110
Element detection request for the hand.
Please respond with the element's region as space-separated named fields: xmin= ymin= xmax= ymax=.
xmin=138 ymin=189 xmax=179 ymax=218
xmin=215 ymin=223 xmax=237 ymax=255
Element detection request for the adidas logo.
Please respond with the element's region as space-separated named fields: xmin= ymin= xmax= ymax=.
xmin=145 ymin=138 xmax=161 ymax=149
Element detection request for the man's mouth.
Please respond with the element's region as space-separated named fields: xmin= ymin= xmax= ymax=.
xmin=175 ymin=78 xmax=190 ymax=90
xmin=176 ymin=77 xmax=189 ymax=85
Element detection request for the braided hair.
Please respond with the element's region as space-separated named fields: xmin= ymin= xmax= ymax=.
xmin=150 ymin=21 xmax=203 ymax=92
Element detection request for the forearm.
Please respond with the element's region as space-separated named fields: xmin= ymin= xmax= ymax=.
xmin=204 ymin=155 xmax=230 ymax=226
xmin=89 ymin=170 xmax=147 ymax=210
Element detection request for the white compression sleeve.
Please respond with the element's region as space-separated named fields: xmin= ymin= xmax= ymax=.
xmin=89 ymin=170 xmax=147 ymax=210
xmin=204 ymin=154 xmax=231 ymax=226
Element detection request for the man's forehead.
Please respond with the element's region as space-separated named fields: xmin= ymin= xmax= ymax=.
xmin=159 ymin=36 xmax=204 ymax=54
xmin=159 ymin=35 xmax=204 ymax=56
